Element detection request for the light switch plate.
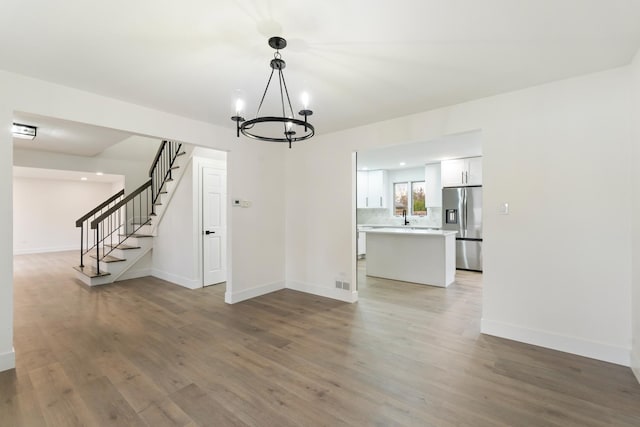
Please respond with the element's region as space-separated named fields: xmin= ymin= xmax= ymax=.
xmin=498 ymin=202 xmax=509 ymax=215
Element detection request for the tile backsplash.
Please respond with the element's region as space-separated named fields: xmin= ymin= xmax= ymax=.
xmin=357 ymin=207 xmax=442 ymax=228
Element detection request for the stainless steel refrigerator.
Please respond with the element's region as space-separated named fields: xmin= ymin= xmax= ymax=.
xmin=442 ymin=186 xmax=483 ymax=271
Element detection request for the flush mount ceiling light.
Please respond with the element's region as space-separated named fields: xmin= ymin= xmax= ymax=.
xmin=231 ymin=36 xmax=314 ymax=149
xmin=12 ymin=123 xmax=37 ymax=140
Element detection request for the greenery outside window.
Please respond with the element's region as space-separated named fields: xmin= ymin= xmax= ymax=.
xmin=394 ymin=180 xmax=427 ymax=216
xmin=411 ymin=181 xmax=426 ymax=216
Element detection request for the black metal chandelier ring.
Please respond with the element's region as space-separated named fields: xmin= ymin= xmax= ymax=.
xmin=230 ymin=36 xmax=315 ymax=148
xmin=240 ymin=116 xmax=315 ymax=143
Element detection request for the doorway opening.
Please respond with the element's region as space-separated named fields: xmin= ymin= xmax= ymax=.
xmin=12 ymin=112 xmax=231 ymax=294
xmin=354 ymin=130 xmax=483 ymax=293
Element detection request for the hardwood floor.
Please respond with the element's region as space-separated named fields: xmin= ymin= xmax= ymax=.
xmin=2 ymin=251 xmax=640 ymax=426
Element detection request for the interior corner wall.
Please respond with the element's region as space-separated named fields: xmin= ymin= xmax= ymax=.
xmin=13 ymin=177 xmax=117 ymax=254
xmin=0 ymin=70 xmax=287 ymax=372
xmin=285 ymin=65 xmax=633 ymax=366
xmin=631 ymin=48 xmax=640 ymax=382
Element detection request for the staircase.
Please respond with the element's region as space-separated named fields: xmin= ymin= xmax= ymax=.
xmin=74 ymin=140 xmax=192 ymax=286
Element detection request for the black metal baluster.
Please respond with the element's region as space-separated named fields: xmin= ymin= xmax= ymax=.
xmin=80 ymin=224 xmax=84 ymax=267
xmin=96 ymin=227 xmax=100 ymax=274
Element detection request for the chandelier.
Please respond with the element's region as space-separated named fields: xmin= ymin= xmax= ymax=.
xmin=231 ymin=36 xmax=315 ymax=149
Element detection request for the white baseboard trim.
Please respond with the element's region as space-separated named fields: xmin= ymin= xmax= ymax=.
xmin=286 ymin=281 xmax=358 ymax=303
xmin=117 ymin=268 xmax=152 ymax=281
xmin=151 ymin=269 xmax=201 ymax=290
xmin=14 ymin=245 xmax=77 ymax=255
xmin=225 ymin=281 xmax=285 ymax=304
xmin=632 ymin=350 xmax=640 ymax=384
xmin=481 ymin=318 xmax=630 ymax=367
xmin=0 ymin=348 xmax=15 ymax=372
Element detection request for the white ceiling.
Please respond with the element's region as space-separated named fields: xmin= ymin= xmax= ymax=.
xmin=1 ymin=1 xmax=640 ymax=137
xmin=13 ymin=112 xmax=133 ymax=157
xmin=358 ymin=131 xmax=482 ymax=171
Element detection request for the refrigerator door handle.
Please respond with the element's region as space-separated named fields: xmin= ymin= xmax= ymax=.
xmin=463 ymin=188 xmax=468 ymax=237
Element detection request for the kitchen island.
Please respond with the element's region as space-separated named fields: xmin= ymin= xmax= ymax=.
xmin=364 ymin=228 xmax=457 ymax=287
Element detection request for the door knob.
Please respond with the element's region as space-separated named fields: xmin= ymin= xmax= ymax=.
xmin=205 ymin=230 xmax=215 ymax=235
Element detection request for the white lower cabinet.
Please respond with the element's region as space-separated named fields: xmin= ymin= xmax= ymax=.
xmin=357 ymin=230 xmax=366 ymax=257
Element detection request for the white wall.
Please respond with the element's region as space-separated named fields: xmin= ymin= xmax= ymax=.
xmin=152 ymin=162 xmax=200 ymax=288
xmin=286 ymin=66 xmax=633 ymax=366
xmin=424 ymin=163 xmax=442 ymax=207
xmin=0 ymin=70 xmax=287 ymax=372
xmin=631 ymin=49 xmax=640 ymax=382
xmin=0 ymin=80 xmax=13 ymax=372
xmin=13 ymin=177 xmax=117 ymax=254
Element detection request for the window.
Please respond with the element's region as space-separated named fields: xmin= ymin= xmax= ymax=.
xmin=393 ymin=182 xmax=408 ymax=215
xmin=411 ymin=181 xmax=426 ymax=216
xmin=394 ymin=180 xmax=427 ymax=216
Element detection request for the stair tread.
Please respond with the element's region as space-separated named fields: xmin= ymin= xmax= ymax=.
xmin=89 ymin=254 xmax=125 ymax=263
xmin=74 ymin=265 xmax=110 ymax=278
xmin=119 ymin=234 xmax=153 ymax=238
xmin=104 ymin=243 xmax=141 ymax=250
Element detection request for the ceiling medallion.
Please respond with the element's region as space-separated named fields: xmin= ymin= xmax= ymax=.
xmin=231 ymin=36 xmax=314 ymax=149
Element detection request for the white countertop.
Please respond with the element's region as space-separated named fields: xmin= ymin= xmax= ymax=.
xmin=358 ymin=224 xmax=441 ymax=230
xmin=363 ymin=227 xmax=456 ymax=237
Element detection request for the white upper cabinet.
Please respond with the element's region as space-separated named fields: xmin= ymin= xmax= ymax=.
xmin=357 ymin=171 xmax=369 ymax=208
xmin=441 ymin=157 xmax=482 ymax=187
xmin=466 ymin=157 xmax=482 ymax=186
xmin=357 ymin=170 xmax=388 ymax=208
xmin=367 ymin=170 xmax=387 ymax=208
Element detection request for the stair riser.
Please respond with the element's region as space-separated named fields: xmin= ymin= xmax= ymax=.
xmin=75 ymin=271 xmax=113 ymax=286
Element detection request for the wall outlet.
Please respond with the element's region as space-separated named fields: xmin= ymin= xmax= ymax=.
xmin=240 ymin=200 xmax=251 ymax=208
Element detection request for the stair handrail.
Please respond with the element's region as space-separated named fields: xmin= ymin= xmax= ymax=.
xmin=76 ymin=189 xmax=125 ymax=268
xmin=80 ymin=139 xmax=184 ymax=275
xmin=75 ymin=189 xmax=125 ymax=227
xmin=90 ymin=180 xmax=151 ymax=229
xmin=149 ymin=140 xmax=167 ymax=177
xmin=89 ymin=180 xmax=152 ymax=272
xmin=149 ymin=140 xmax=183 ymax=214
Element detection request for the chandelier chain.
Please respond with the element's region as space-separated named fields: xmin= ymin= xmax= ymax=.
xmin=255 ymin=67 xmax=276 ymax=122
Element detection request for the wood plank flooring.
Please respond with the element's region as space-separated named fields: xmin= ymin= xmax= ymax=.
xmin=1 ymin=251 xmax=640 ymax=426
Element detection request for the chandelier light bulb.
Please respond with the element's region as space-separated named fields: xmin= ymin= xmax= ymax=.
xmin=301 ymin=92 xmax=310 ymax=109
xmin=235 ymin=99 xmax=245 ymax=115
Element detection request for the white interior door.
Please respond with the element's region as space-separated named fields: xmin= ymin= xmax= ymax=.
xmin=202 ymin=166 xmax=226 ymax=286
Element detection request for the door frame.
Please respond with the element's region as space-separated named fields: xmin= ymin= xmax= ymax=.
xmin=193 ymin=155 xmax=228 ymax=288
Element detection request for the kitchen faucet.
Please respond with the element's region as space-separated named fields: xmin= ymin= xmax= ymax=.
xmin=402 ymin=209 xmax=410 ymax=225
